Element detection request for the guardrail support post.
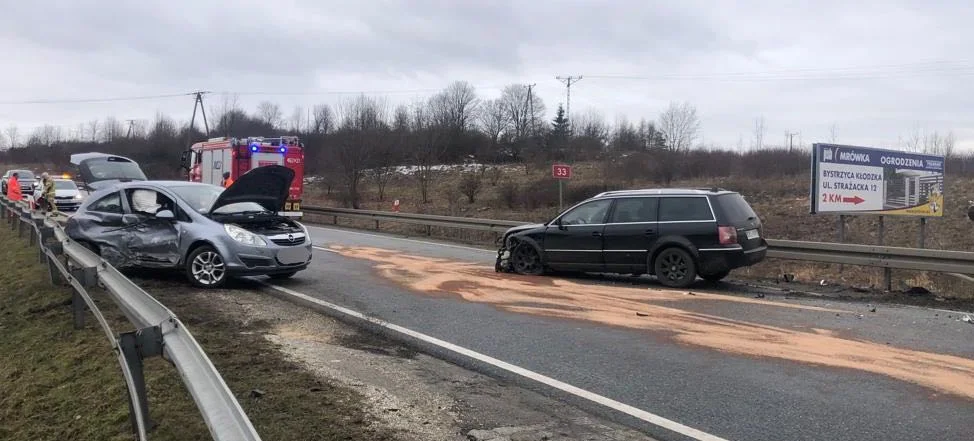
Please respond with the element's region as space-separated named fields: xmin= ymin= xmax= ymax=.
xmin=426 ymin=225 xmax=432 ymax=236
xmin=70 ymin=265 xmax=98 ymax=289
xmin=46 ymin=253 xmax=63 ymax=286
xmin=71 ymin=290 xmax=85 ymax=329
xmin=119 ymin=326 xmax=164 ymax=434
xmin=333 ymin=215 xmax=338 ymax=225
xmin=375 ymin=219 xmax=380 ymax=230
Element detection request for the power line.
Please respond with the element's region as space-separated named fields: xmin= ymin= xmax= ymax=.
xmin=0 ymin=85 xmax=510 ymax=106
xmin=0 ymin=92 xmax=192 ymax=105
xmin=585 ymin=59 xmax=974 ymax=82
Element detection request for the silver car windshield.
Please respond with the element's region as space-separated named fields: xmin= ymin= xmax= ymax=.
xmin=166 ymin=185 xmax=269 ymax=214
xmin=54 ymin=180 xmax=77 ymax=190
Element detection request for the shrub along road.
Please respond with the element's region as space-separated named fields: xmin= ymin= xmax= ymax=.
xmin=275 ymin=224 xmax=974 ymax=441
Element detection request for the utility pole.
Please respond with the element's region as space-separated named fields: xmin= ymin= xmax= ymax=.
xmin=526 ymin=83 xmax=536 ymax=136
xmin=786 ymin=131 xmax=799 ymax=153
xmin=125 ymin=119 xmax=136 ymax=138
xmin=556 ymin=75 xmax=582 ymax=132
xmin=188 ymin=91 xmax=211 ymax=138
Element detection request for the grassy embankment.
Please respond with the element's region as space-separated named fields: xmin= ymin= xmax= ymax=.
xmin=0 ymin=220 xmax=399 ymax=440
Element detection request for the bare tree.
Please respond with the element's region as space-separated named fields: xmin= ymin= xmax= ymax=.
xmin=87 ymin=120 xmax=99 ymax=142
xmin=33 ymin=125 xmax=61 ymax=146
xmin=5 ymin=125 xmax=20 ymax=149
xmin=497 ymin=84 xmax=546 ymax=161
xmin=411 ymin=100 xmax=448 ymax=204
xmin=367 ymin=104 xmax=410 ymax=202
xmin=211 ymin=93 xmax=242 ymax=136
xmin=131 ymin=120 xmax=149 ymax=139
xmin=478 ymin=98 xmax=509 ymax=149
xmin=0 ymin=132 xmax=6 ymax=150
xmin=332 ymin=94 xmax=389 ymax=208
xmin=829 ymin=123 xmax=838 ymax=143
xmin=434 ymin=80 xmax=480 ymax=132
xmin=658 ymin=101 xmax=700 ymax=152
xmin=943 ymin=131 xmax=956 ymax=158
xmin=102 ymin=117 xmax=123 ymax=143
xmin=256 ymin=101 xmax=283 ymax=127
xmin=312 ymin=104 xmax=335 ymax=135
xmin=289 ymin=106 xmax=304 ymax=133
xmin=923 ymin=130 xmax=956 ymax=158
xmin=752 ymin=117 xmax=765 ymax=151
xmin=903 ymin=124 xmax=923 ymax=152
xmin=149 ymin=112 xmax=178 ymax=140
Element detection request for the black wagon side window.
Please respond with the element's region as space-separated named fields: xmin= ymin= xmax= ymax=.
xmin=88 ymin=193 xmax=123 ymax=214
xmin=560 ymin=199 xmax=613 ymax=225
xmin=608 ymin=197 xmax=658 ymax=223
xmin=658 ymin=197 xmax=713 ymax=222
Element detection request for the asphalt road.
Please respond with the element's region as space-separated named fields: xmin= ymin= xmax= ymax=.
xmin=264 ymin=224 xmax=974 ymax=441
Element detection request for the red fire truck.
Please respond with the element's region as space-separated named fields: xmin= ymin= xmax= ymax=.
xmin=181 ymin=136 xmax=305 ymax=217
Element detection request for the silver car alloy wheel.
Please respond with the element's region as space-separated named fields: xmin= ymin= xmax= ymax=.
xmin=191 ymin=251 xmax=226 ymax=285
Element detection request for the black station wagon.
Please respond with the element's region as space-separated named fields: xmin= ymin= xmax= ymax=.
xmin=495 ymin=188 xmax=768 ymax=288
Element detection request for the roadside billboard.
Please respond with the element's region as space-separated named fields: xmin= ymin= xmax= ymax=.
xmin=810 ymin=143 xmax=944 ymax=217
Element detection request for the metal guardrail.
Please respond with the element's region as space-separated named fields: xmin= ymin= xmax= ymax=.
xmin=304 ymin=205 xmax=974 ymax=275
xmin=0 ymin=196 xmax=261 ymax=441
xmin=309 ymin=206 xmax=526 ymax=233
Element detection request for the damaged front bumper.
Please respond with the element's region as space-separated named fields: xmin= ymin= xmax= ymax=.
xmin=494 ymin=235 xmax=514 ymax=273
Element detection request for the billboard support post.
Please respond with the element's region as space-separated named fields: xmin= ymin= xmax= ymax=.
xmin=878 ymin=216 xmax=891 ymax=291
xmin=838 ymin=215 xmax=846 ymax=272
xmin=919 ymin=217 xmax=927 ymax=248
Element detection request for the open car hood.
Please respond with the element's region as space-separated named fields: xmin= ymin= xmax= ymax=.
xmin=210 ymin=165 xmax=294 ymax=213
xmin=70 ymin=152 xmax=147 ymax=190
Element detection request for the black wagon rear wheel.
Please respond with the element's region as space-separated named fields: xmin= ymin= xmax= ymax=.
xmin=654 ymin=247 xmax=697 ymax=288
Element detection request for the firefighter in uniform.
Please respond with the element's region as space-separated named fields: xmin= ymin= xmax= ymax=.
xmin=221 ymin=171 xmax=234 ymax=188
xmin=40 ymin=172 xmax=57 ymax=212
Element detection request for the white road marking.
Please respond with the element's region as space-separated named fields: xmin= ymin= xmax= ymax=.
xmin=307 ymin=225 xmax=495 ymax=253
xmin=260 ymin=281 xmax=730 ymax=441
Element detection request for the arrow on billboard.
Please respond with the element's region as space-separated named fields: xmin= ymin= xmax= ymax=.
xmin=841 ymin=196 xmax=865 ymax=205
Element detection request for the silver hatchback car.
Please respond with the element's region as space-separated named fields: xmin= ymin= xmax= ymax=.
xmin=65 ymin=165 xmax=312 ymax=288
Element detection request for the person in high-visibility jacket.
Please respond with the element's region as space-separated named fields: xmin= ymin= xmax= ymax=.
xmin=221 ymin=171 xmax=234 ymax=188
xmin=6 ymin=172 xmax=22 ymax=201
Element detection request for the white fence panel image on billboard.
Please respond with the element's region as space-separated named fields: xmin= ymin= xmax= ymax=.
xmin=810 ymin=143 xmax=944 ymax=217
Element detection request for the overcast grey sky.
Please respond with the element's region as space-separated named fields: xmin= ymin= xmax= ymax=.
xmin=1 ymin=0 xmax=972 ymax=150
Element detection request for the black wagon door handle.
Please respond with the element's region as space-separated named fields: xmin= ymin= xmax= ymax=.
xmin=592 ymin=231 xmax=602 ymax=237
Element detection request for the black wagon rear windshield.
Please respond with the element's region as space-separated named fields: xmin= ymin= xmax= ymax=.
xmin=713 ymin=193 xmax=759 ymax=224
